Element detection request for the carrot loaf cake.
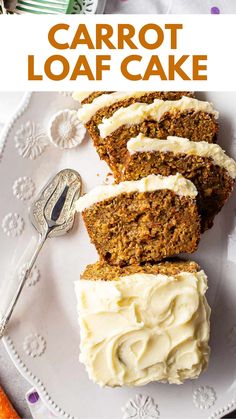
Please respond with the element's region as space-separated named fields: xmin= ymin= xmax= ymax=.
xmin=76 ymin=173 xmax=201 ymax=266
xmin=74 ymin=92 xmax=195 ymax=176
xmin=75 ymin=259 xmax=211 ymax=387
xmin=75 ymin=93 xmax=219 ymax=181
xmin=123 ymin=135 xmax=236 ymax=231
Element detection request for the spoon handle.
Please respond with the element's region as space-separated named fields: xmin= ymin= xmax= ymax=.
xmin=0 ymin=0 xmax=7 ymax=13
xmin=0 ymin=233 xmax=47 ymax=339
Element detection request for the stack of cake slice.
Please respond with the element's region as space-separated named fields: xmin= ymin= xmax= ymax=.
xmin=74 ymin=91 xmax=236 ymax=388
xmin=125 ymin=135 xmax=236 ymax=231
xmin=75 ymin=92 xmax=218 ymax=182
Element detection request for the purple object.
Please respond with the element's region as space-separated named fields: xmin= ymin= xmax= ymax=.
xmin=211 ymin=6 xmax=220 ymax=14
xmin=28 ymin=391 xmax=40 ymax=404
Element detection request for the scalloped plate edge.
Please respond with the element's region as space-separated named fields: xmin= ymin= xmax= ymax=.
xmin=3 ymin=336 xmax=74 ymax=418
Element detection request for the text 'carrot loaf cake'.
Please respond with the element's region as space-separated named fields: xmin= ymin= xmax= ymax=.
xmin=124 ymin=135 xmax=236 ymax=231
xmin=75 ymin=92 xmax=219 ymax=181
xmin=75 ymin=260 xmax=211 ymax=387
xmin=76 ymin=174 xmax=201 ymax=266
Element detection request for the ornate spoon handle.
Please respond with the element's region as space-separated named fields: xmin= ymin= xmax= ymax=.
xmin=0 ymin=233 xmax=46 ymax=339
xmin=0 ymin=0 xmax=7 ymax=13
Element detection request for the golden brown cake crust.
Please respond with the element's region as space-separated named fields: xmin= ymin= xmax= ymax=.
xmin=122 ymin=151 xmax=234 ymax=231
xmin=81 ymin=259 xmax=200 ymax=281
xmin=82 ymin=190 xmax=201 ymax=266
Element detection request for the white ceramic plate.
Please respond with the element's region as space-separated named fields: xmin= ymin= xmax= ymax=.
xmin=1 ymin=92 xmax=236 ymax=419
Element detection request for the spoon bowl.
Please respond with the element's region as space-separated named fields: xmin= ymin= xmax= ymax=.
xmin=30 ymin=169 xmax=82 ymax=238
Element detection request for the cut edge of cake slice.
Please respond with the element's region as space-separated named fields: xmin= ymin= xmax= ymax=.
xmin=123 ymin=134 xmax=236 ymax=231
xmin=76 ymin=173 xmax=201 ymax=266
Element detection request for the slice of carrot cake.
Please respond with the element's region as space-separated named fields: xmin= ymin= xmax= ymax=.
xmin=74 ymin=91 xmax=195 ymax=177
xmin=76 ymin=174 xmax=201 ymax=266
xmin=75 ymin=94 xmax=218 ymax=181
xmin=123 ymin=135 xmax=236 ymax=231
xmin=75 ymin=259 xmax=210 ymax=387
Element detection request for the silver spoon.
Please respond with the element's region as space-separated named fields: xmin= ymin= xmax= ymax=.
xmin=0 ymin=169 xmax=82 ymax=338
xmin=0 ymin=0 xmax=7 ymax=13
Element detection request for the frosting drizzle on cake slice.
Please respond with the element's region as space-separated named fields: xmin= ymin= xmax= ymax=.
xmin=77 ymin=91 xmax=156 ymax=123
xmin=76 ymin=173 xmax=197 ymax=212
xmin=127 ymin=134 xmax=236 ymax=179
xmin=98 ymin=96 xmax=219 ymax=138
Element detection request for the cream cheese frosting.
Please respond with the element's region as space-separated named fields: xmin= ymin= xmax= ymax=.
xmin=98 ymin=96 xmax=219 ymax=138
xmin=77 ymin=92 xmax=154 ymax=124
xmin=75 ymin=270 xmax=211 ymax=387
xmin=127 ymin=134 xmax=236 ymax=179
xmin=73 ymin=91 xmax=94 ymax=102
xmin=76 ymin=173 xmax=197 ymax=212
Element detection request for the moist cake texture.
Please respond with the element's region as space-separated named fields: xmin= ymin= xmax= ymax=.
xmin=75 ymin=91 xmax=205 ymax=179
xmin=79 ymin=95 xmax=218 ymax=181
xmin=75 ymin=262 xmax=211 ymax=386
xmin=81 ymin=259 xmax=200 ymax=280
xmin=124 ymin=135 xmax=236 ymax=231
xmin=76 ymin=174 xmax=201 ymax=266
xmin=98 ymin=97 xmax=219 ymax=181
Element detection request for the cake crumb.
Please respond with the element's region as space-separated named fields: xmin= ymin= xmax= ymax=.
xmin=103 ymin=172 xmax=114 ymax=185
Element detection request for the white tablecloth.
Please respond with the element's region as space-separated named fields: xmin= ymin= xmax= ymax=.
xmin=105 ymin=0 xmax=236 ymax=14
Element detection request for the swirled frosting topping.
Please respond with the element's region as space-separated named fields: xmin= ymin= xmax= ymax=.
xmin=75 ymin=270 xmax=210 ymax=387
